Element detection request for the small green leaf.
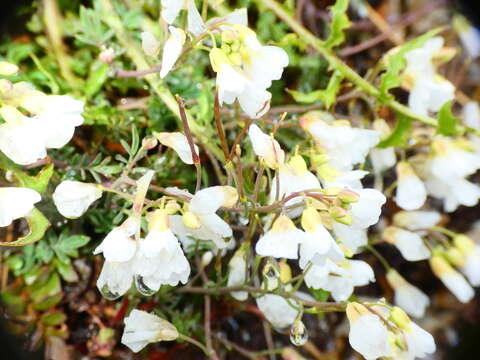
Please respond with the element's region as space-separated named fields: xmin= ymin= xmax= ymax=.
xmin=437 ymin=101 xmax=461 ymax=136
xmin=0 ymin=209 xmax=50 ymax=247
xmin=31 ymin=273 xmax=62 ymax=304
xmin=91 ymin=164 xmax=123 ymax=176
xmin=55 ymin=259 xmax=79 ymax=283
xmin=378 ymin=28 xmax=442 ymax=99
xmin=288 ymin=71 xmax=343 ymax=109
xmin=15 ymin=164 xmax=54 ymax=193
xmin=325 ymin=0 xmax=352 ymax=49
xmin=378 ymin=113 xmax=413 ymax=148
xmin=85 ymin=62 xmax=109 ymax=98
xmin=41 ymin=312 xmax=67 ymax=326
xmin=52 ymin=232 xmax=90 ymax=263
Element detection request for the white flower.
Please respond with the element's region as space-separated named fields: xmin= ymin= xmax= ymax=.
xmin=395 ymin=162 xmax=427 ymax=211
xmin=300 ymin=114 xmax=380 ymax=171
xmin=160 ymin=26 xmax=186 ymax=78
xmin=384 ymin=227 xmax=431 ymax=261
xmin=0 ymin=93 xmax=84 ymax=165
xmin=404 ymin=37 xmax=455 ymax=116
xmin=169 ymin=186 xmax=238 ymax=248
xmin=255 ymin=215 xmax=306 ymax=259
xmin=96 ymin=260 xmax=134 ymax=299
xmin=270 ymin=155 xmax=321 ymax=218
xmin=35 ymin=95 xmax=84 ymax=149
xmin=453 ymin=235 xmax=480 ymax=286
xmin=155 ymin=132 xmax=199 ymax=165
xmin=370 ymin=147 xmax=396 ymax=173
xmin=349 ymin=188 xmax=386 ymax=229
xmin=160 ymin=0 xmax=204 ymax=36
xmin=317 ymin=259 xmax=375 ymax=301
xmin=227 ymin=246 xmax=248 ymax=301
xmin=392 ymin=210 xmax=441 ymax=231
xmin=386 ymin=269 xmax=430 ymax=318
xmin=121 ymin=309 xmax=179 ymax=353
xmin=430 ymin=255 xmax=474 ymax=303
xmin=134 ymin=210 xmax=190 ymax=290
xmin=346 ymin=302 xmax=393 ymax=359
xmin=141 ymin=31 xmax=161 ymax=57
xmin=419 ymin=137 xmax=480 ymax=212
xmin=454 ymin=15 xmax=480 ymax=58
xmin=464 ymin=102 xmax=480 ymax=130
xmin=402 ymin=321 xmax=436 ymax=359
xmin=0 ymin=106 xmax=47 ymax=165
xmin=248 ymin=124 xmax=285 ymax=169
xmin=209 ymin=24 xmax=288 ymax=118
xmin=94 ymin=217 xmax=139 ymax=262
xmin=53 ymin=181 xmax=103 ymax=219
xmin=0 ymin=187 xmax=41 ymax=227
xmin=299 ymin=207 xmax=344 ymax=269
xmin=333 ymin=222 xmax=368 ymax=254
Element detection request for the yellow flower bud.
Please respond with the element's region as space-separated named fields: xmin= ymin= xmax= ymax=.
xmin=182 ymin=211 xmax=201 ymax=229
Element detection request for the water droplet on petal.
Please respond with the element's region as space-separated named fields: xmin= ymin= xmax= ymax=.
xmin=99 ymin=284 xmax=121 ymax=300
xmin=290 ymin=320 xmax=308 ymax=346
xmin=135 ymin=275 xmax=156 ymax=296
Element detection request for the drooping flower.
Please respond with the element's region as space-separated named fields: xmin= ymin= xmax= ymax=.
xmin=134 ymin=210 xmax=190 ymax=292
xmin=53 ymin=181 xmax=103 ymax=219
xmin=94 ymin=217 xmax=139 ymax=263
xmin=430 ymin=255 xmax=474 ymax=303
xmin=395 ymin=161 xmax=427 ymax=211
xmin=248 ymin=124 xmax=285 ymax=169
xmin=0 ymin=106 xmax=48 ymax=165
xmin=386 ymin=269 xmax=430 ymax=318
xmin=403 ymin=37 xmax=455 ymax=116
xmin=121 ymin=309 xmax=179 ymax=353
xmin=255 ymin=214 xmax=306 ymax=259
xmin=160 ymin=0 xmax=204 ymax=36
xmin=346 ymin=302 xmax=393 ymax=359
xmin=0 ymin=187 xmax=41 ymax=227
xmin=209 ymin=23 xmax=289 ymax=118
xmin=160 ymin=26 xmax=186 ymax=79
xmin=369 ymin=119 xmax=396 ymax=173
xmin=305 ymin=259 xmax=375 ymax=301
xmin=453 ymin=15 xmax=480 ymax=59
xmin=256 ymin=263 xmax=302 ymax=329
xmin=300 ymin=112 xmax=380 ymax=171
xmin=169 ymin=186 xmax=238 ymax=249
xmin=384 ymin=226 xmax=431 ymax=261
xmin=392 ymin=210 xmax=441 ymax=231
xmin=417 ymin=137 xmax=480 ymax=212
xmin=155 ymin=132 xmax=199 ymax=165
xmin=227 ymin=245 xmax=248 ymax=301
xmin=452 ymin=235 xmax=480 ymax=286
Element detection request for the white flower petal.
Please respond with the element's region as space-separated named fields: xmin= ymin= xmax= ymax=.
xmin=160 ymin=27 xmax=185 ymax=78
xmin=0 ymin=187 xmax=41 ymax=227
xmin=53 ymin=181 xmax=102 ymax=219
xmin=155 ymin=132 xmax=199 ymax=165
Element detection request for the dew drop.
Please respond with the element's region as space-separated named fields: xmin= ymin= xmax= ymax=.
xmin=289 ymin=320 xmax=308 ymax=346
xmin=99 ymin=284 xmax=121 ymax=300
xmin=135 ymin=275 xmax=156 ymax=296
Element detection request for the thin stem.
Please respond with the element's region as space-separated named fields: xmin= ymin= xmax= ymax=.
xmin=229 ymin=118 xmax=254 ymax=161
xmin=178 ymin=334 xmax=211 ymax=357
xmin=115 ymin=64 xmax=162 ymax=78
xmin=427 ymin=226 xmax=458 ymax=238
xmin=366 ymin=244 xmax=391 ymax=271
xmin=214 ymin=90 xmax=230 ymax=161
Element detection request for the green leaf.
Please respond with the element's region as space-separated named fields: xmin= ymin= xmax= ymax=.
xmin=378 ymin=28 xmax=442 ymax=100
xmin=41 ymin=312 xmax=67 ymax=326
xmin=91 ymin=164 xmax=123 ymax=176
xmin=55 ymin=259 xmax=79 ymax=283
xmin=378 ymin=113 xmax=412 ymax=148
xmin=52 ymin=232 xmax=90 ymax=263
xmin=31 ymin=273 xmax=62 ymax=304
xmin=437 ymin=101 xmax=461 ymax=136
xmin=84 ymin=62 xmax=110 ymax=98
xmin=15 ymin=164 xmax=54 ymax=193
xmin=0 ymin=209 xmax=50 ymax=247
xmin=288 ymin=71 xmax=343 ymax=109
xmin=325 ymin=0 xmax=352 ymax=49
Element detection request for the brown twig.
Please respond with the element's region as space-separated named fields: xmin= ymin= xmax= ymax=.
xmin=214 ymin=90 xmax=230 ymax=161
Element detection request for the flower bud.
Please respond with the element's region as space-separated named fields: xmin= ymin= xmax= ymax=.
xmin=0 ymin=61 xmax=18 ymax=76
xmin=142 ymin=136 xmax=158 ymax=151
xmin=453 ymin=235 xmax=476 ymax=254
xmin=99 ymin=47 xmax=115 ymax=64
xmin=338 ymin=189 xmax=360 ymax=204
xmin=201 ymin=251 xmax=214 ymax=267
xmin=389 ymin=307 xmax=411 ymax=331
